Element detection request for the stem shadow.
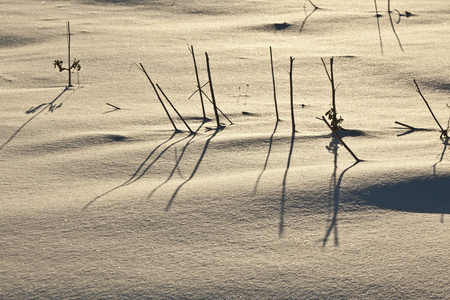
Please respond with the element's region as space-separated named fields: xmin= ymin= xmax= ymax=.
xmin=433 ymin=139 xmax=448 ymax=223
xmin=388 ymin=0 xmax=404 ymax=52
xmin=165 ymin=126 xmax=222 ymax=211
xmin=253 ymin=120 xmax=279 ymax=195
xmin=323 ymin=135 xmax=360 ymax=247
xmin=83 ymin=131 xmax=191 ymax=209
xmin=433 ymin=138 xmax=449 ymax=177
xmin=373 ymin=0 xmax=384 ymax=55
xmin=299 ymin=4 xmax=319 ymax=32
xmin=0 ymin=87 xmax=72 ymax=151
xmin=279 ymin=130 xmax=295 ymax=237
xmin=146 ymin=123 xmax=206 ymax=200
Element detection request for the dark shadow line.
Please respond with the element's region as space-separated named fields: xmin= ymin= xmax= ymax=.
xmin=323 ymin=159 xmax=360 ymax=247
xmin=396 ymin=128 xmax=433 ymax=137
xmin=130 ymin=132 xmax=195 ymax=184
xmin=299 ymin=6 xmax=318 ymax=32
xmin=373 ymin=0 xmax=384 ymax=55
xmin=388 ymin=2 xmax=404 ymax=52
xmin=174 ymin=148 xmax=184 ymax=178
xmin=433 ymin=139 xmax=448 ymax=223
xmin=165 ymin=127 xmax=222 ymax=211
xmin=0 ymin=87 xmax=70 ymax=151
xmin=279 ymin=131 xmax=295 ymax=237
xmin=253 ymin=120 xmax=279 ymax=195
xmin=146 ymin=123 xmax=205 ymax=200
xmin=103 ymin=109 xmax=121 ymax=114
xmin=83 ymin=131 xmax=190 ymax=209
xmin=433 ymin=139 xmax=449 ymax=176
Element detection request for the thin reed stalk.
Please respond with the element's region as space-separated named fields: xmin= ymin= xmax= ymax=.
xmin=413 ymin=79 xmax=444 ymax=132
xmin=205 ymin=52 xmax=221 ymax=128
xmin=270 ymin=47 xmax=279 ymax=121
xmin=157 ymin=84 xmax=194 ymax=134
xmin=322 ymin=116 xmax=361 ymax=162
xmin=189 ymin=45 xmax=206 ymax=119
xmin=139 ymin=63 xmax=178 ymax=132
xmin=67 ymin=21 xmax=72 ymax=87
xmin=289 ymin=56 xmax=295 ymax=132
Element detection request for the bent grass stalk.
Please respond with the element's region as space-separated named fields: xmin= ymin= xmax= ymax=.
xmin=289 ymin=56 xmax=295 ymax=132
xmin=205 ymin=52 xmax=221 ymax=129
xmin=189 ymin=45 xmax=206 ymax=119
xmin=188 ymin=82 xmax=232 ymax=124
xmin=413 ymin=79 xmax=448 ymax=140
xmin=322 ymin=116 xmax=361 ymax=162
xmin=156 ymin=84 xmax=194 ymax=134
xmin=139 ymin=63 xmax=179 ymax=132
xmin=270 ymin=47 xmax=280 ymax=121
xmin=394 ymin=121 xmax=415 ymax=130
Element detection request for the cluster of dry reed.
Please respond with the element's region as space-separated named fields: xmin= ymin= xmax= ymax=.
xmin=51 ymin=21 xmax=448 ymax=166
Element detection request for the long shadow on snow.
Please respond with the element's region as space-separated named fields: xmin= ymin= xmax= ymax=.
xmin=146 ymin=123 xmax=206 ymax=201
xmin=0 ymin=87 xmax=74 ymax=151
xmin=373 ymin=0 xmax=410 ymax=54
xmin=165 ymin=126 xmax=223 ymax=211
xmin=433 ymin=138 xmax=449 ymax=176
xmin=83 ymin=130 xmax=192 ymax=209
xmin=279 ymin=130 xmax=295 ymax=237
xmin=358 ymin=138 xmax=449 ymax=215
xmin=299 ymin=1 xmax=320 ymax=33
xmin=433 ymin=139 xmax=449 ymax=222
xmin=253 ymin=120 xmax=279 ymax=195
xmin=323 ymin=135 xmax=360 ymax=247
xmin=359 ymin=176 xmax=449 ymax=214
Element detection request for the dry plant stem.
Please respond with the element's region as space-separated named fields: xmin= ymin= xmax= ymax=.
xmin=322 ymin=116 xmax=361 ymax=162
xmin=321 ymin=57 xmax=338 ymax=130
xmin=139 ymin=63 xmax=178 ymax=132
xmin=304 ymin=0 xmax=318 ymax=9
xmin=270 ymin=47 xmax=279 ymax=120
xmin=67 ymin=21 xmax=72 ymax=87
xmin=290 ymin=56 xmax=295 ymax=132
xmin=106 ymin=103 xmax=121 ymax=110
xmin=199 ymin=89 xmax=233 ymax=124
xmin=187 ymin=82 xmax=232 ymax=125
xmin=190 ymin=45 xmax=206 ymax=119
xmin=187 ymin=81 xmax=209 ymax=100
xmin=157 ymin=84 xmax=194 ymax=134
xmin=413 ymin=79 xmax=445 ymax=133
xmin=205 ymin=52 xmax=221 ymax=128
xmin=395 ymin=121 xmax=415 ymax=130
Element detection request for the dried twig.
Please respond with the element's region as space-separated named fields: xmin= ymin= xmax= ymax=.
xmin=270 ymin=47 xmax=279 ymax=121
xmin=106 ymin=103 xmax=121 ymax=110
xmin=157 ymin=84 xmax=194 ymax=134
xmin=289 ymin=56 xmax=295 ymax=132
xmin=322 ymin=116 xmax=361 ymax=162
xmin=321 ymin=57 xmax=343 ymax=130
xmin=205 ymin=52 xmax=221 ymax=129
xmin=413 ymin=79 xmax=448 ymax=139
xmin=394 ymin=121 xmax=415 ymax=130
xmin=189 ymin=45 xmax=206 ymax=119
xmin=139 ymin=63 xmax=178 ymax=132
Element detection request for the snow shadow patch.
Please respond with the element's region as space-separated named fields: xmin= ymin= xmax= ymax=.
xmin=359 ymin=176 xmax=450 ymax=214
xmin=418 ymin=79 xmax=450 ymax=92
xmin=0 ymin=34 xmax=38 ymax=48
xmin=255 ymin=22 xmax=294 ymax=32
xmin=83 ymin=0 xmax=165 ymax=5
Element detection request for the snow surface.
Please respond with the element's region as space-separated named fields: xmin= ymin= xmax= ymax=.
xmin=1 ymin=0 xmax=449 ymax=298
